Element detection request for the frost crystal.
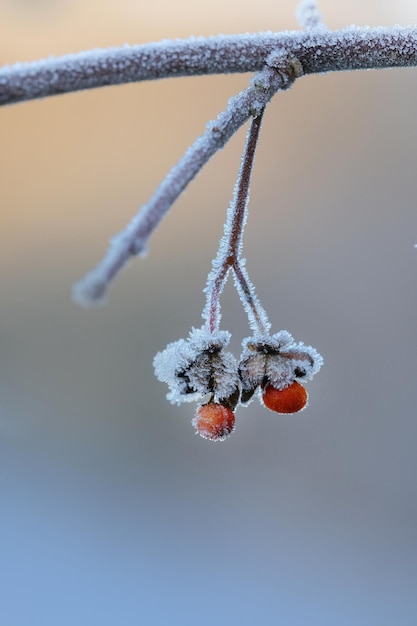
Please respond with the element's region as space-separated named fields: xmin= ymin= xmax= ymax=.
xmin=153 ymin=327 xmax=239 ymax=406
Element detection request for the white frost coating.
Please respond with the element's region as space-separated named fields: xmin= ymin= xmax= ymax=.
xmin=153 ymin=327 xmax=239 ymax=405
xmin=201 ymin=145 xmax=250 ymax=328
xmin=153 ymin=338 xmax=199 ymax=404
xmin=239 ymin=331 xmax=323 ymax=395
xmin=75 ymin=54 xmax=293 ymax=305
xmin=65 ymin=24 xmax=417 ymax=303
xmin=232 ymin=260 xmax=271 ymax=335
xmin=4 ymin=26 xmax=417 ymax=108
xmin=202 ymin=113 xmax=272 ymax=335
xmin=4 ymin=28 xmax=417 ymax=91
xmin=201 ymin=265 xmax=230 ymax=330
xmin=288 ymin=341 xmax=324 ymax=379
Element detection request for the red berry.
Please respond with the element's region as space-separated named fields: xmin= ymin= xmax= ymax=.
xmin=262 ymin=381 xmax=308 ymax=414
xmin=192 ymin=403 xmax=235 ymax=441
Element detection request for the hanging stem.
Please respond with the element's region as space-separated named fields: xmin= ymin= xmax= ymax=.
xmin=232 ymin=261 xmax=270 ymax=335
xmin=203 ymin=108 xmax=270 ymax=335
xmin=226 ymin=108 xmax=265 ymax=261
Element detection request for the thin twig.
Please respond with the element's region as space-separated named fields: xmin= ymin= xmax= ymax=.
xmin=2 ymin=27 xmax=417 ymax=106
xmin=3 ymin=8 xmax=417 ymax=305
xmin=73 ymin=53 xmax=301 ymax=304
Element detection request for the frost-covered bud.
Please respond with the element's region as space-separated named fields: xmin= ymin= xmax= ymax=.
xmin=153 ymin=327 xmax=239 ymax=406
xmin=238 ymin=331 xmax=323 ymax=404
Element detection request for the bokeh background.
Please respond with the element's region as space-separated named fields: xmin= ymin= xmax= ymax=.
xmin=1 ymin=1 xmax=417 ymax=624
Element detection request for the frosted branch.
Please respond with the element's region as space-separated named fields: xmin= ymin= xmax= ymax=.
xmin=296 ymin=0 xmax=326 ymax=31
xmin=3 ymin=27 xmax=417 ymax=105
xmin=73 ymin=52 xmax=302 ymax=304
xmin=3 ymin=17 xmax=417 ymax=303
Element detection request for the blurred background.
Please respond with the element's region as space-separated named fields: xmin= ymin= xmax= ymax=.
xmin=1 ymin=1 xmax=417 ymax=624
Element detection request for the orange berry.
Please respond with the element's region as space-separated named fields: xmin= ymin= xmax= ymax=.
xmin=192 ymin=403 xmax=235 ymax=441
xmin=262 ymin=381 xmax=308 ymax=414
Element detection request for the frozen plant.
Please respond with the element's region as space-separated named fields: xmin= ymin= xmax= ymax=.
xmin=2 ymin=0 xmax=417 ymax=438
xmin=153 ymin=328 xmax=240 ymax=409
xmin=154 ymin=111 xmax=323 ymax=440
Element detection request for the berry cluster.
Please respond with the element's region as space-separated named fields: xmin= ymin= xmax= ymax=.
xmin=153 ymin=110 xmax=323 ymax=441
xmin=154 ymin=327 xmax=322 ymax=441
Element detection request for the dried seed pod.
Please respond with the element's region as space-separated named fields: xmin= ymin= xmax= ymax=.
xmin=153 ymin=327 xmax=239 ymax=405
